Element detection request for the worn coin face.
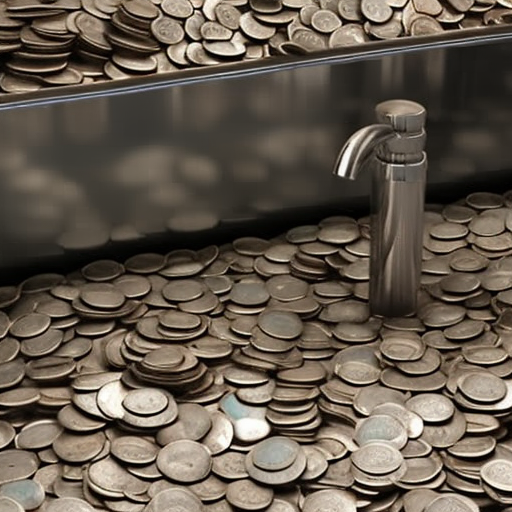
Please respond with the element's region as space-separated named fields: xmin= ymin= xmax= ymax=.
xmin=250 ymin=436 xmax=300 ymax=471
xmin=226 ymin=479 xmax=273 ymax=510
xmin=351 ymin=442 xmax=403 ymax=475
xmin=302 ymin=489 xmax=357 ymax=512
xmin=406 ymin=393 xmax=455 ymax=423
xmin=481 ymin=459 xmax=512 ymax=492
xmin=157 ymin=440 xmax=212 ymax=483
xmin=457 ymin=372 xmax=507 ymax=403
xmin=355 ymin=415 xmax=408 ymax=449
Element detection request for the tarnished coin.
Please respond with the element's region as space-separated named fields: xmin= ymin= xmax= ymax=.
xmin=0 ymin=450 xmax=39 ymax=485
xmin=10 ymin=313 xmax=51 ymax=338
xmin=157 ymin=440 xmax=212 ymax=483
xmin=361 ymin=0 xmax=393 ymax=22
xmin=240 ymin=12 xmax=276 ymax=39
xmin=457 ymin=372 xmax=507 ymax=403
xmin=425 ymin=494 xmax=479 ymax=512
xmin=53 ymin=431 xmax=106 ymax=463
xmin=226 ymin=479 xmax=273 ymax=510
xmin=251 ymin=436 xmax=300 ymax=471
xmin=351 ymin=442 xmax=403 ymax=475
xmin=151 ymin=16 xmax=185 ymax=44
xmin=406 ymin=393 xmax=455 ymax=423
xmin=257 ymin=310 xmax=303 ymax=340
xmin=111 ymin=436 xmax=159 ymax=465
xmin=88 ymin=456 xmax=148 ymax=498
xmin=355 ymin=415 xmax=408 ymax=449
xmin=162 ymin=0 xmax=194 ymax=17
xmin=15 ymin=419 xmax=63 ymax=450
xmin=45 ymin=498 xmax=96 ymax=512
xmin=80 ymin=283 xmax=125 ymax=310
xmin=0 ymin=480 xmax=45 ymax=511
xmin=291 ymin=28 xmax=327 ymax=51
xmin=380 ymin=334 xmax=426 ymax=362
xmin=371 ymin=403 xmax=424 ymax=439
xmin=311 ymin=9 xmax=342 ymax=32
xmin=212 ymin=451 xmax=249 ymax=480
xmin=122 ymin=388 xmax=170 ymax=415
xmin=215 ymin=2 xmax=242 ymax=29
xmin=302 ymin=489 xmax=357 ymax=512
xmin=481 ymin=459 xmax=512 ymax=493
xmin=146 ymin=487 xmax=203 ymax=512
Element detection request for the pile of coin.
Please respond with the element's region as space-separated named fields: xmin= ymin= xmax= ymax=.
xmin=0 ymin=0 xmax=512 ymax=94
xmin=3 ymin=191 xmax=512 ymax=510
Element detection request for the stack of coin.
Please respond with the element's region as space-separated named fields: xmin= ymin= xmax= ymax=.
xmin=234 ymin=309 xmax=305 ymax=371
xmin=245 ymin=436 xmax=308 ymax=485
xmin=267 ymin=379 xmax=324 ymax=441
xmin=4 ymin=4 xmax=80 ymax=87
xmin=0 ymin=0 xmax=512 ymax=93
xmin=130 ymin=344 xmax=213 ymax=396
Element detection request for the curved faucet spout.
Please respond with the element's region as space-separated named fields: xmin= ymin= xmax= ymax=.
xmin=333 ymin=124 xmax=395 ymax=180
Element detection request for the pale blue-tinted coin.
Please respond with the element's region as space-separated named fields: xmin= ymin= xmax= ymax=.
xmin=220 ymin=393 xmax=265 ymax=422
xmin=0 ymin=480 xmax=45 ymax=510
xmin=251 ymin=437 xmax=300 ymax=471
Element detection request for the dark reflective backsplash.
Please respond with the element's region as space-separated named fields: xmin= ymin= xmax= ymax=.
xmin=0 ymin=37 xmax=511 ymax=272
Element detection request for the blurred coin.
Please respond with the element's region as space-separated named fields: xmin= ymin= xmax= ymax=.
xmin=355 ymin=415 xmax=408 ymax=449
xmin=481 ymin=459 xmax=512 ymax=493
xmin=157 ymin=440 xmax=212 ymax=483
xmin=406 ymin=394 xmax=455 ymax=423
xmin=351 ymin=442 xmax=403 ymax=475
xmin=226 ymin=479 xmax=273 ymax=510
xmin=251 ymin=436 xmax=300 ymax=471
xmin=302 ymin=489 xmax=357 ymax=512
xmin=457 ymin=372 xmax=507 ymax=403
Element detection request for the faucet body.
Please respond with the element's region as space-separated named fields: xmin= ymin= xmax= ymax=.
xmin=333 ymin=100 xmax=427 ymax=318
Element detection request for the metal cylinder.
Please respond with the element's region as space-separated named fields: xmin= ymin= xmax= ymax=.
xmin=370 ymin=158 xmax=427 ymax=317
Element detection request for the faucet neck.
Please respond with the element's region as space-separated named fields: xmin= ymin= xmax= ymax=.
xmin=333 ymin=124 xmax=395 ymax=180
xmin=333 ymin=100 xmax=427 ymax=180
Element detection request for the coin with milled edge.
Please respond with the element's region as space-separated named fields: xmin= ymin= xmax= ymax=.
xmin=302 ymin=489 xmax=357 ymax=512
xmin=351 ymin=442 xmax=403 ymax=475
xmin=406 ymin=393 xmax=455 ymax=423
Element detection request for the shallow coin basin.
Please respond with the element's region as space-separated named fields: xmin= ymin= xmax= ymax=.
xmin=2 ymin=189 xmax=512 ymax=511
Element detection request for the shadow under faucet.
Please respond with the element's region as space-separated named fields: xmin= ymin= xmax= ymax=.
xmin=333 ymin=100 xmax=428 ymax=318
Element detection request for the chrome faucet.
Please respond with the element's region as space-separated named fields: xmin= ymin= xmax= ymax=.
xmin=333 ymin=100 xmax=427 ymax=318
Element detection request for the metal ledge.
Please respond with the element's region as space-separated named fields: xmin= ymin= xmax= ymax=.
xmin=1 ymin=24 xmax=512 ymax=111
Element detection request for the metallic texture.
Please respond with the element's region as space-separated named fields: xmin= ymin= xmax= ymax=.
xmin=0 ymin=37 xmax=511 ymax=273
xmin=334 ymin=99 xmax=427 ymax=317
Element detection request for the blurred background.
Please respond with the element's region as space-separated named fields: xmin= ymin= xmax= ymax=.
xmin=0 ymin=39 xmax=511 ymax=280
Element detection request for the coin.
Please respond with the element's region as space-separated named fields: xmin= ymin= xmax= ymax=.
xmin=0 ymin=497 xmax=23 ymax=512
xmin=157 ymin=440 xmax=212 ymax=483
xmin=302 ymin=489 xmax=357 ymax=512
xmin=351 ymin=442 xmax=404 ymax=475
xmin=226 ymin=479 xmax=273 ymax=510
xmin=0 ymin=450 xmax=39 ymax=485
xmin=355 ymin=415 xmax=408 ymax=449
xmin=481 ymin=459 xmax=512 ymax=493
xmin=406 ymin=393 xmax=455 ymax=423
xmin=251 ymin=436 xmax=300 ymax=471
xmin=457 ymin=372 xmax=507 ymax=403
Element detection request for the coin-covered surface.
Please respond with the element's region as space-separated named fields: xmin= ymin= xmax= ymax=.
xmin=3 ymin=192 xmax=512 ymax=510
xmin=0 ymin=0 xmax=511 ymax=94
